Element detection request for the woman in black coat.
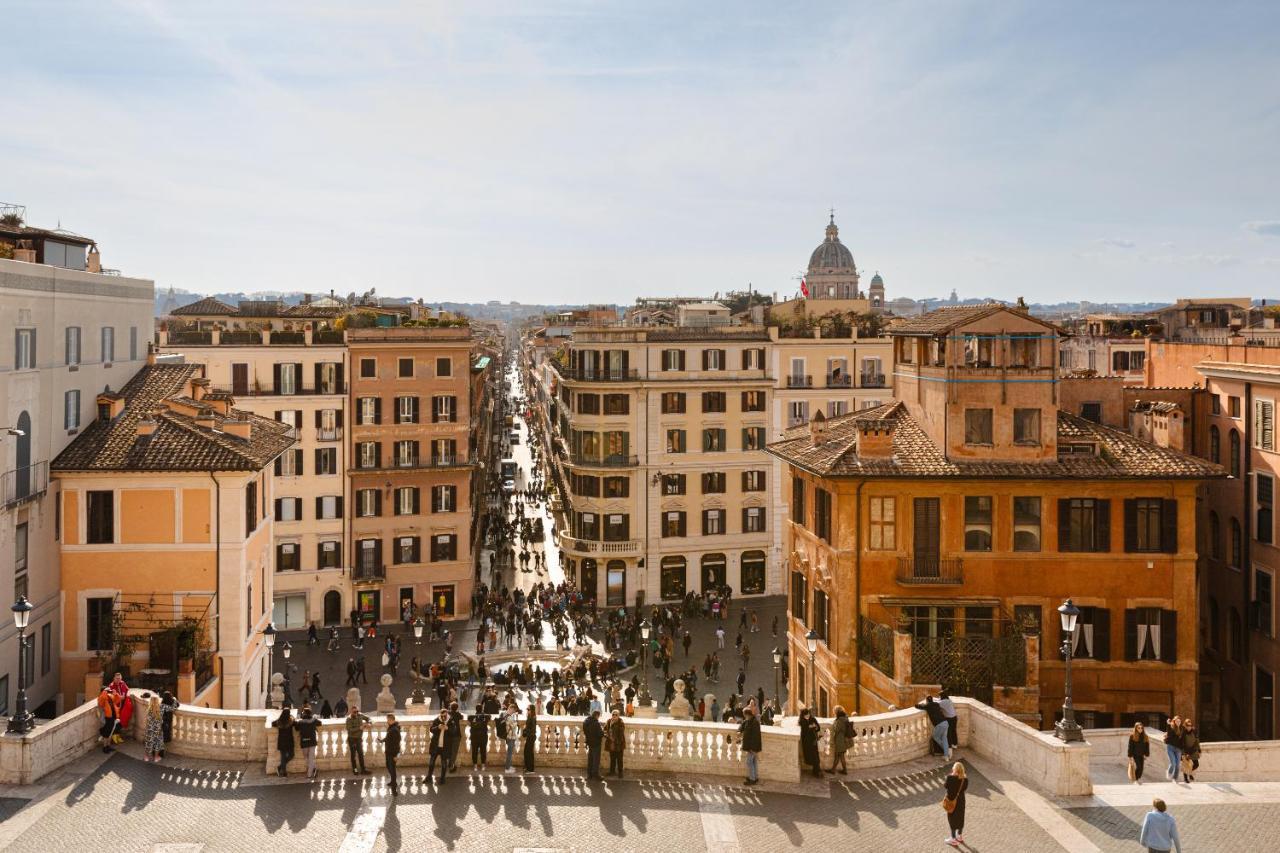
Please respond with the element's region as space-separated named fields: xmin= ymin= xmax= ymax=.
xmin=272 ymin=709 xmax=295 ymax=777
xmin=523 ymin=707 xmax=538 ymax=773
xmin=1127 ymin=722 xmax=1150 ymax=783
xmin=943 ymin=762 xmax=968 ymax=846
xmin=798 ymin=708 xmax=822 ymax=778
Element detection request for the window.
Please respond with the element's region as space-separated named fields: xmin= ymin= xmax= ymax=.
xmin=315 ymin=447 xmax=337 ymax=475
xmin=1254 ymin=569 xmax=1273 ymax=637
xmin=573 ymin=474 xmax=600 ymax=497
xmin=1210 ymin=425 xmax=1221 ymax=464
xmin=1059 ymin=349 xmax=1071 ymax=369
xmin=1061 ymin=606 xmax=1109 ymax=660
xmin=65 ymin=327 xmax=81 ymax=366
xmin=276 ymin=542 xmax=300 ymax=572
xmin=357 ymin=441 xmax=380 ymax=469
xmin=1013 ymin=408 xmax=1041 ymax=444
xmin=742 ymin=426 xmax=766 ymax=450
xmin=394 ymin=536 xmax=421 ymax=565
xmin=87 ymin=597 xmax=113 ymax=651
xmin=962 ymin=334 xmax=993 ymax=367
xmin=397 ymin=396 xmax=419 ymax=424
xmin=702 ymin=392 xmax=726 ymax=413
xmin=574 ymin=512 xmax=600 ymax=540
xmin=275 ymin=362 xmax=299 ymax=395
xmin=64 ymin=390 xmax=81 ymax=430
xmin=358 ymin=397 xmax=380 ymax=425
xmin=1230 ymin=396 xmax=1241 ymax=418
xmin=360 ymin=357 xmax=377 ymax=378
xmin=789 ymin=400 xmax=809 ymax=425
xmin=1008 ymin=335 xmax=1038 ymax=367
xmin=577 ymin=393 xmax=600 ymax=415
xmin=1125 ymin=498 xmax=1176 ymax=553
xmin=431 ymin=439 xmax=457 ymax=464
xmin=742 ymin=506 xmax=765 ymax=533
xmin=432 ymin=395 xmax=457 ymax=423
xmin=1209 ymin=511 xmax=1222 ymax=559
xmin=812 ymin=588 xmax=829 ymax=641
xmin=666 ymin=429 xmax=687 ymax=453
xmin=431 ymin=485 xmax=456 ymax=513
xmin=1126 ymin=608 xmax=1176 ymax=662
xmin=1013 ymin=496 xmax=1042 ymax=551
xmin=741 ymin=390 xmax=765 ymax=412
xmin=41 ymin=622 xmax=51 ymax=676
xmin=357 ymin=488 xmax=381 ymax=517
xmin=790 ymin=571 xmax=808 ymax=624
xmin=318 ymin=541 xmax=341 ymax=569
xmin=1080 ymin=402 xmax=1102 ymax=424
xmin=1257 ymin=400 xmax=1276 ymax=450
xmin=702 ymin=428 xmax=726 ymax=452
xmin=400 ymin=357 xmax=417 ymax=378
xmin=702 ymin=472 xmax=726 ymax=494
xmin=15 ymin=329 xmax=35 ymax=370
xmin=868 ymin=496 xmax=895 ymax=549
xmin=661 ymin=392 xmax=685 ymax=414
xmin=604 ymin=514 xmax=630 ymax=541
xmin=662 ymin=473 xmax=685 ymax=496
xmin=436 ymin=357 xmax=452 ymax=377
xmin=101 ymin=327 xmax=114 ymax=364
xmin=129 ymin=326 xmax=138 ymax=361
xmin=274 ymin=497 xmax=301 ymax=522
xmin=1014 ymin=604 xmax=1042 ymax=636
xmin=964 ymin=496 xmax=993 ymax=551
xmin=1058 ymin=498 xmax=1110 ymax=552
xmin=1258 ymin=474 xmax=1274 ymax=545
xmin=743 ymin=348 xmax=764 ymax=370
xmin=1113 ymin=350 xmax=1145 ymax=372
xmin=316 ymin=495 xmax=343 ymax=519
xmin=1231 ymin=517 xmax=1243 ymax=568
xmin=742 ymin=470 xmax=766 ymax=492
xmin=87 ymin=490 xmax=114 ymax=543
xmin=357 ymin=539 xmax=381 ymax=574
xmin=965 ymin=409 xmax=993 ymax=444
xmin=661 ymin=349 xmax=686 ymax=371
xmin=603 ymin=394 xmax=629 ymax=415
xmin=741 ymin=550 xmax=766 ymax=594
xmin=430 ymin=534 xmax=457 ymax=562
xmin=792 ymin=478 xmax=806 ymax=524
xmin=662 ymin=511 xmax=686 ymax=537
xmin=395 ymin=487 xmax=420 ymax=516
xmin=702 ymin=349 xmax=725 ymax=370
xmin=702 ymin=508 xmax=726 ymax=535
xmin=276 ymin=448 xmax=303 ymax=477
xmin=13 ymin=522 xmax=28 ymax=601
xmin=660 ymin=556 xmax=687 ymax=600
xmin=1212 ymin=395 xmax=1222 ymax=415
xmin=315 ymin=362 xmax=342 ymax=395
xmin=603 ymin=476 xmax=629 ymax=498
xmin=814 ymin=488 xmax=832 ymax=542
xmin=828 ymin=400 xmax=847 ymax=418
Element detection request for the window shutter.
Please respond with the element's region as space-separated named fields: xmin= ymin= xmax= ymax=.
xmin=317 ymin=542 xmax=325 ymax=568
xmin=314 ymin=448 xmax=323 ymax=471
xmin=412 ymin=488 xmax=420 ymax=514
xmin=294 ymin=448 xmax=304 ymax=475
xmin=1122 ymin=499 xmax=1138 ymax=552
xmin=701 ymin=350 xmax=709 ymax=370
xmin=373 ymin=490 xmax=382 ymax=517
xmin=412 ymin=397 xmax=420 ymax=424
xmin=274 ymin=498 xmax=283 ymax=521
xmin=1160 ymin=610 xmax=1177 ymax=663
xmin=413 ymin=538 xmax=421 ymax=562
xmin=295 ymin=363 xmax=304 ymax=388
xmin=273 ymin=363 xmax=282 ymax=392
xmin=315 ymin=496 xmax=323 ymax=518
xmin=275 ymin=410 xmax=283 ymax=422
xmin=375 ymin=442 xmax=382 ymax=466
xmin=1161 ymin=499 xmax=1178 ymax=553
xmin=315 ymin=409 xmax=323 ymax=429
xmin=678 ymin=350 xmax=686 ymax=370
xmin=1123 ymin=609 xmax=1138 ymax=661
xmin=1096 ymin=499 xmax=1111 ymax=551
xmin=1055 ymin=500 xmax=1070 ymax=551
xmin=432 ymin=397 xmax=439 ymax=424
xmin=373 ymin=538 xmax=382 ymax=570
xmin=314 ymin=363 xmax=323 ymax=394
xmin=373 ymin=397 xmax=381 ymax=424
xmin=274 ymin=456 xmax=282 ymax=476
xmin=335 ymin=496 xmax=343 ymax=518
xmin=1094 ymin=608 xmax=1111 ymax=661
xmin=336 ymin=409 xmax=343 ymax=428
xmin=335 ymin=363 xmax=344 ymax=394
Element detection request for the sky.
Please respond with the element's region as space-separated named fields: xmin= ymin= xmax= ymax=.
xmin=6 ymin=1 xmax=1280 ymax=306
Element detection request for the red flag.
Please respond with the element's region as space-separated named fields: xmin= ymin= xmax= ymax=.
xmin=800 ymin=277 xmax=809 ymax=298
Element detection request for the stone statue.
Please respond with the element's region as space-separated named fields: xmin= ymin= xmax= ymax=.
xmin=269 ymin=672 xmax=286 ymax=709
xmin=668 ymin=679 xmax=692 ymax=719
xmin=406 ymin=687 xmax=431 ymax=716
xmin=346 ymin=686 xmax=362 ymax=714
xmin=375 ymin=673 xmax=396 ymax=714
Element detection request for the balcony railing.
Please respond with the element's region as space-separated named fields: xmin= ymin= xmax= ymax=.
xmin=316 ymin=427 xmax=343 ymax=442
xmin=270 ymin=331 xmax=306 ymax=345
xmin=2 ymin=462 xmax=49 ymax=508
xmin=353 ymin=564 xmax=386 ymax=583
xmin=826 ymin=373 xmax=852 ymax=387
xmin=220 ymin=330 xmax=262 ymax=345
xmin=786 ymin=375 xmax=813 ymax=388
xmin=567 ymin=453 xmax=638 ymax=468
xmin=168 ymin=331 xmax=212 ymax=345
xmin=860 ymin=373 xmax=886 ymax=388
xmin=353 ymin=454 xmax=469 ymax=473
xmin=211 ymin=384 xmax=344 ymax=397
xmin=896 ymin=556 xmax=963 ymax=585
xmin=560 ymin=368 xmax=640 ymax=382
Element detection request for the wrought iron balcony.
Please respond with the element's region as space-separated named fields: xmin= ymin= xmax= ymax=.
xmin=1 ymin=462 xmax=48 ymax=509
xmin=560 ymin=368 xmax=640 ymax=382
xmin=352 ymin=564 xmax=386 ymax=583
xmin=860 ymin=372 xmax=886 ymax=388
xmin=786 ymin=374 xmax=813 ymax=388
xmin=896 ymin=556 xmax=963 ymax=585
xmin=826 ymin=373 xmax=852 ymax=387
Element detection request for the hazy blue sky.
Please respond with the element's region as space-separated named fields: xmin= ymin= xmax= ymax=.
xmin=7 ymin=1 xmax=1280 ymax=305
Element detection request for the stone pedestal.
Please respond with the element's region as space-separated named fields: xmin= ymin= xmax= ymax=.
xmin=346 ymin=686 xmax=362 ymax=714
xmin=269 ymin=673 xmax=285 ymax=709
xmin=375 ymin=674 xmax=396 ymax=714
xmin=176 ymin=670 xmax=196 ymax=704
xmin=667 ymin=679 xmax=692 ymax=719
xmin=633 ymin=702 xmax=658 ymax=719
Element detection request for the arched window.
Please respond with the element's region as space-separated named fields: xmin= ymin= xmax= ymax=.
xmin=701 ymin=553 xmax=727 ymax=593
xmin=1210 ymin=425 xmax=1221 ymax=464
xmin=323 ymin=590 xmax=342 ymax=626
xmin=1230 ymin=429 xmax=1241 ymax=477
xmin=741 ymin=550 xmax=767 ymax=595
xmin=1209 ymin=511 xmax=1221 ymax=559
xmin=1230 ymin=517 xmax=1242 ymax=568
xmin=14 ymin=411 xmax=31 ymax=499
xmin=660 ymin=556 xmax=686 ymax=601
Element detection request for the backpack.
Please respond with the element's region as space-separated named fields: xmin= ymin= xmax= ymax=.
xmin=845 ymin=718 xmax=856 ymax=739
xmin=496 ymin=716 xmax=509 ymax=739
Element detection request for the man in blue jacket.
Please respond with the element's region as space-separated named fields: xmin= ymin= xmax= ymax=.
xmin=1139 ymin=799 xmax=1181 ymax=853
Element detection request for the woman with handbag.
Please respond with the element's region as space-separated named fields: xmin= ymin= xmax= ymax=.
xmin=1127 ymin=722 xmax=1150 ymax=783
xmin=942 ymin=762 xmax=968 ymax=847
xmin=1180 ymin=719 xmax=1200 ymax=783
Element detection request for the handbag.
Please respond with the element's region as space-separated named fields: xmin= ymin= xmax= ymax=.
xmin=942 ymin=795 xmax=957 ymax=813
xmin=1180 ymin=755 xmax=1194 ymax=774
xmin=1127 ymin=758 xmax=1136 ymax=781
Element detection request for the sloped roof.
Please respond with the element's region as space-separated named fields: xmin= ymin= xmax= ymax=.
xmin=766 ymin=402 xmax=1223 ymax=480
xmin=171 ymin=296 xmax=237 ymax=316
xmin=889 ymin=303 xmax=1065 ymax=336
xmin=53 ymin=364 xmax=294 ymax=473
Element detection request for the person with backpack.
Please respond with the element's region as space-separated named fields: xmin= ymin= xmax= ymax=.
xmin=296 ymin=705 xmax=319 ymax=779
xmin=499 ymin=701 xmax=519 ymax=773
xmin=738 ymin=705 xmax=762 ymax=785
xmin=829 ymin=706 xmax=855 ymax=774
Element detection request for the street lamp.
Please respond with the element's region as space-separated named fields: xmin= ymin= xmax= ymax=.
xmin=805 ymin=628 xmax=819 ymax=713
xmin=263 ymin=623 xmax=277 ymax=709
xmin=771 ymin=646 xmax=782 ymax=717
xmin=413 ymin=618 xmax=424 ymax=646
xmin=638 ymin=619 xmax=653 ymax=707
xmin=281 ymin=640 xmax=292 ymax=660
xmin=1055 ymin=599 xmax=1084 ymax=743
xmin=6 ymin=596 xmax=35 ymax=734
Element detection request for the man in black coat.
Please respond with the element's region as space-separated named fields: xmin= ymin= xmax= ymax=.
xmin=382 ymin=714 xmax=402 ymax=795
xmin=738 ymin=706 xmax=762 ymax=785
xmin=583 ymin=710 xmax=604 ymax=780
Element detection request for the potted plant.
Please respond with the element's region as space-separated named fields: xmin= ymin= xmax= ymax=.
xmin=177 ymin=629 xmax=196 ymax=674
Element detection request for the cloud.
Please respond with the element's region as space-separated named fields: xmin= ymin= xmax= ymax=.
xmin=1142 ymin=253 xmax=1241 ymax=267
xmin=1096 ymin=237 xmax=1136 ymax=249
xmin=1244 ymin=221 xmax=1280 ymax=236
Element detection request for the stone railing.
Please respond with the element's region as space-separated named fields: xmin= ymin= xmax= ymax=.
xmin=0 ymin=698 xmax=104 ymax=785
xmin=1089 ymin=727 xmax=1280 ymax=783
xmin=963 ymin=699 xmax=1090 ymax=795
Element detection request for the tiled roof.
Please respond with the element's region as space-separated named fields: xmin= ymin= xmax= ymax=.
xmin=888 ymin=303 xmax=1064 ymax=336
xmin=171 ymin=296 xmax=238 ymax=316
xmin=234 ymin=300 xmax=288 ymax=317
xmin=52 ymin=364 xmax=294 ymax=473
xmin=766 ymin=402 xmax=1223 ymax=480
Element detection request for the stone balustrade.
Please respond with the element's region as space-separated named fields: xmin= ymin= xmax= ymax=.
xmin=1090 ymin=727 xmax=1280 ymax=783
xmin=0 ymin=698 xmax=104 ymax=785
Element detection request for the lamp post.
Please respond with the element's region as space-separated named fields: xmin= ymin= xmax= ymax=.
xmin=263 ymin=623 xmax=277 ymax=709
xmin=805 ymin=628 xmax=819 ymax=713
xmin=6 ymin=596 xmax=35 ymax=734
xmin=413 ymin=618 xmax=424 ymax=646
xmin=771 ymin=646 xmax=782 ymax=716
xmin=638 ymin=618 xmax=653 ymax=707
xmin=1055 ymin=599 xmax=1084 ymax=743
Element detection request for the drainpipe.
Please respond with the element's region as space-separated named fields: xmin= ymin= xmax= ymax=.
xmin=1244 ymin=380 xmax=1254 ymax=727
xmin=854 ymin=479 xmax=867 ymax=715
xmin=208 ymin=471 xmax=223 ymax=708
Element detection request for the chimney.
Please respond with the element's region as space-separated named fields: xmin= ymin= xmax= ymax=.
xmin=222 ymin=412 xmax=252 ymax=441
xmin=809 ymin=410 xmax=828 ymax=445
xmin=87 ymin=245 xmax=102 ymax=273
xmin=190 ymin=377 xmax=209 ymax=401
xmin=146 ymin=343 xmax=158 ymax=366
xmin=856 ymin=419 xmax=896 ymax=459
xmin=136 ymin=416 xmax=157 ymax=437
xmin=194 ymin=408 xmax=217 ymax=431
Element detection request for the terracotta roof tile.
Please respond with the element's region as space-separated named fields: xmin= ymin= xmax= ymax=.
xmin=888 ymin=303 xmax=1065 ymax=336
xmin=171 ymin=296 xmax=237 ymax=316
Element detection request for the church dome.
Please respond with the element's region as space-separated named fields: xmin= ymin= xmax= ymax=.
xmin=808 ymin=215 xmax=855 ymax=273
xmin=870 ymin=272 xmax=884 ymax=287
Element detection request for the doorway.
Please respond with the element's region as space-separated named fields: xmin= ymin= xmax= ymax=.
xmin=231 ymin=363 xmax=249 ymax=396
xmin=701 ymin=553 xmax=727 ymax=593
xmin=606 ymin=561 xmax=626 ymax=608
xmin=399 ymin=587 xmax=415 ymax=622
xmin=581 ymin=559 xmax=598 ymax=603
xmin=431 ymin=585 xmax=455 ymax=617
xmin=323 ymin=590 xmax=342 ymax=626
xmin=357 ymin=590 xmax=381 ymax=625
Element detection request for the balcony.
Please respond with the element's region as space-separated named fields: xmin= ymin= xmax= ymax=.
xmin=860 ymin=373 xmax=886 ymax=388
xmin=896 ymin=556 xmax=963 ymax=585
xmin=352 ymin=454 xmax=470 ymax=473
xmin=211 ymin=385 xmax=344 ymax=397
xmin=559 ymin=368 xmax=640 ymax=382
xmin=168 ymin=330 xmax=212 ymax=345
xmin=826 ymin=373 xmax=852 ymax=388
xmin=786 ymin=375 xmax=813 ymax=388
xmin=2 ymin=462 xmax=48 ymax=509
xmin=316 ymin=427 xmax=343 ymax=442
xmin=270 ymin=331 xmax=306 ymax=345
xmin=353 ymin=564 xmax=386 ymax=584
xmin=567 ymin=453 xmax=638 ymax=468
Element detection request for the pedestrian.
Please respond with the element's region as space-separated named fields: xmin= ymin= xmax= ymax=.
xmin=739 ymin=705 xmax=762 ymax=785
xmin=1164 ymin=716 xmax=1184 ymax=782
xmin=307 ymin=621 xmax=318 ymax=645
xmin=716 ymin=626 xmax=725 ymax=649
xmin=356 ymin=657 xmax=368 ymax=685
xmin=682 ymin=631 xmax=692 ymax=658
xmin=771 ymin=614 xmax=778 ymax=638
xmin=916 ymin=695 xmax=951 ymax=761
xmin=447 ymin=701 xmax=463 ymax=771
xmin=382 ymin=714 xmax=402 ymax=795
xmin=798 ymin=707 xmax=822 ymax=777
xmin=143 ymin=695 xmax=165 ymax=763
xmin=346 ymin=706 xmax=371 ymax=775
xmin=159 ymin=691 xmax=179 ymax=758
xmin=523 ymin=706 xmax=538 ymax=773
xmin=1139 ymin=798 xmax=1182 ymax=852
xmin=1180 ymin=719 xmax=1200 ymax=783
xmin=605 ymin=708 xmax=626 ymax=778
xmin=583 ymin=709 xmax=604 ymax=780
xmin=97 ymin=687 xmax=120 ymax=753
xmin=428 ymin=710 xmax=451 ymax=784
xmin=310 ymin=672 xmax=322 ymax=703
xmin=273 ymin=707 xmax=295 ymax=777
xmin=938 ymin=690 xmax=959 ymax=750
xmin=736 ymin=668 xmax=745 ymax=696
xmin=829 ymin=705 xmax=854 ymax=774
xmin=469 ymin=711 xmax=490 ymax=771
xmin=942 ymin=762 xmax=968 ymax=846
xmin=296 ymin=705 xmax=319 ymax=779
xmin=346 ymin=658 xmax=357 ymax=687
xmin=1128 ymin=722 xmax=1150 ymax=784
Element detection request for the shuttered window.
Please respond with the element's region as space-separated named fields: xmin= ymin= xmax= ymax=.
xmin=1256 ymin=399 xmax=1276 ymax=451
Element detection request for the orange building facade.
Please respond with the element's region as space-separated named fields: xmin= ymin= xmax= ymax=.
xmin=768 ymin=305 xmax=1221 ymax=729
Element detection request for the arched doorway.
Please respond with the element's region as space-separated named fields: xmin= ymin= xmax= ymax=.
xmin=701 ymin=553 xmax=726 ymax=593
xmin=741 ymin=550 xmax=766 ymax=595
xmin=14 ymin=411 xmax=31 ymax=499
xmin=581 ymin=558 xmax=598 ymax=603
xmin=323 ymin=590 xmax=342 ymax=626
